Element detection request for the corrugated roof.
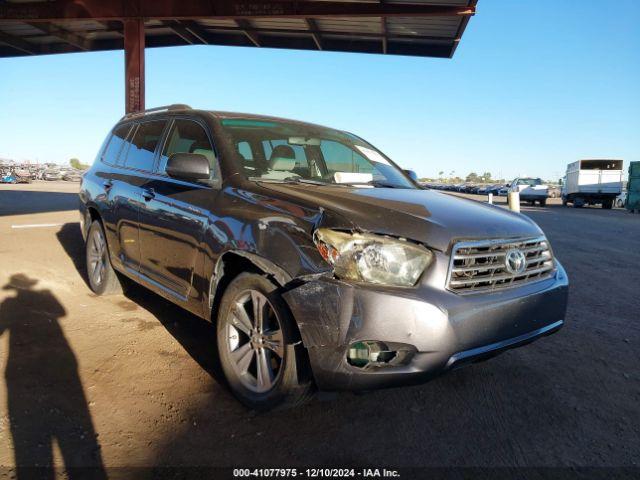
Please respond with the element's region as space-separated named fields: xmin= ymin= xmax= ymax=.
xmin=0 ymin=0 xmax=477 ymax=59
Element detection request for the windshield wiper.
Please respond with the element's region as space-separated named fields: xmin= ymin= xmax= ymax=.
xmin=248 ymin=176 xmax=327 ymax=186
xmin=339 ymin=180 xmax=405 ymax=189
xmin=283 ymin=177 xmax=327 ymax=186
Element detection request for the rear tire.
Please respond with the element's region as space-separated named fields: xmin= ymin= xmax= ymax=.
xmin=85 ymin=220 xmax=126 ymax=295
xmin=602 ymin=199 xmax=613 ymax=209
xmin=217 ymin=273 xmax=314 ymax=410
xmin=540 ymin=199 xmax=547 ymax=207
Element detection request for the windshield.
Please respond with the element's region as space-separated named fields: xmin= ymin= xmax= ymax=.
xmin=517 ymin=178 xmax=542 ymax=186
xmin=219 ymin=118 xmax=415 ymax=188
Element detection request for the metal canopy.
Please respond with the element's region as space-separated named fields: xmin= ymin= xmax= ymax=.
xmin=0 ymin=0 xmax=476 ymax=59
xmin=0 ymin=0 xmax=477 ymax=113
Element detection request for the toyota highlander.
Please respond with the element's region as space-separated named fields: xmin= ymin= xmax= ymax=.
xmin=79 ymin=105 xmax=569 ymax=410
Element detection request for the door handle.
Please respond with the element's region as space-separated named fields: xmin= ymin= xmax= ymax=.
xmin=103 ymin=180 xmax=113 ymax=191
xmin=142 ymin=188 xmax=155 ymax=201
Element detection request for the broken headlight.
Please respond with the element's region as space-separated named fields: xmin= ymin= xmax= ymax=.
xmin=313 ymin=228 xmax=433 ymax=287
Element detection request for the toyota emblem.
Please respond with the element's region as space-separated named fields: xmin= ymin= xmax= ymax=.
xmin=505 ymin=249 xmax=527 ymax=275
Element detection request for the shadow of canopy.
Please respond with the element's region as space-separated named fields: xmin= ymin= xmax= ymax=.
xmin=0 ymin=189 xmax=78 ymax=216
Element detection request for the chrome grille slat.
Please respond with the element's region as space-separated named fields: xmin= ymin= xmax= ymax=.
xmin=447 ymin=236 xmax=556 ymax=294
xmin=454 ymin=251 xmax=507 ymax=260
xmin=448 ymin=264 xmax=555 ymax=286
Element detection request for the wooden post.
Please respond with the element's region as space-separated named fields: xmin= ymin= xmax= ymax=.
xmin=124 ymin=19 xmax=144 ymax=113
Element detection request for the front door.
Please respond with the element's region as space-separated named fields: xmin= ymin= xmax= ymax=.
xmin=137 ymin=118 xmax=218 ymax=304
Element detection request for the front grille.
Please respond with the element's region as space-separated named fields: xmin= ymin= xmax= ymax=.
xmin=447 ymin=236 xmax=555 ymax=294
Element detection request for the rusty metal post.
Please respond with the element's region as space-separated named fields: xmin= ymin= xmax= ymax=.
xmin=124 ymin=18 xmax=144 ymax=113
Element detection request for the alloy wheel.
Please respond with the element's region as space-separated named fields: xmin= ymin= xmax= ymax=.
xmin=225 ymin=290 xmax=285 ymax=393
xmin=88 ymin=227 xmax=108 ymax=287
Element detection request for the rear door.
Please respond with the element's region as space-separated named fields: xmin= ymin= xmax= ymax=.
xmin=114 ymin=119 xmax=168 ymax=274
xmin=137 ymin=117 xmax=218 ymax=307
xmin=98 ymin=123 xmax=141 ymax=272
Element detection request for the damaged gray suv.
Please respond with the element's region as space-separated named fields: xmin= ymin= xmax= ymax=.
xmin=79 ymin=105 xmax=569 ymax=410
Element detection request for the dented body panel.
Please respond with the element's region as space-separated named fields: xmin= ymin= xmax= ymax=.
xmin=283 ymin=260 xmax=568 ymax=390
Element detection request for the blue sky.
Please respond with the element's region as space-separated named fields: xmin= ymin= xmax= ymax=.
xmin=1 ymin=0 xmax=638 ymax=181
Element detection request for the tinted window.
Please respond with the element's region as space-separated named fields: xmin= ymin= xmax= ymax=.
xmin=517 ymin=178 xmax=542 ymax=186
xmin=124 ymin=120 xmax=166 ymax=171
xmin=237 ymin=141 xmax=253 ymax=161
xmin=219 ymin=118 xmax=414 ymax=188
xmin=102 ymin=124 xmax=131 ymax=165
xmin=263 ymin=140 xmax=308 ymax=168
xmin=320 ymin=140 xmax=374 ymax=175
xmin=159 ymin=120 xmax=216 ymax=177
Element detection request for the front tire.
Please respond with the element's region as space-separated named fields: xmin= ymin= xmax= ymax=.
xmin=85 ymin=220 xmax=126 ymax=295
xmin=217 ymin=273 xmax=314 ymax=410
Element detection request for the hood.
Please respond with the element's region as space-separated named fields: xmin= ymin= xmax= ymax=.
xmin=257 ymin=183 xmax=543 ymax=252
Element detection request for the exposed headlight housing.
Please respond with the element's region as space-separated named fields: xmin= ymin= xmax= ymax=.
xmin=313 ymin=228 xmax=433 ymax=287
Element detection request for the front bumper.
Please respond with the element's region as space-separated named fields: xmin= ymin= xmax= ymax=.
xmin=283 ymin=261 xmax=568 ymax=391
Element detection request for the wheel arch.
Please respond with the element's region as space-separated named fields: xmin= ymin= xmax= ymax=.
xmin=208 ymin=250 xmax=293 ymax=325
xmin=81 ymin=204 xmax=102 ymax=240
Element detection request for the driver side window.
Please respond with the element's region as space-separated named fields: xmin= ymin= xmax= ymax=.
xmin=159 ymin=120 xmax=217 ymax=178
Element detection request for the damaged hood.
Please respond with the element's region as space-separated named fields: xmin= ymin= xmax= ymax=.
xmin=257 ymin=183 xmax=543 ymax=252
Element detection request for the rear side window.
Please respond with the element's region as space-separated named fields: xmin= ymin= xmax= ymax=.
xmin=159 ymin=119 xmax=216 ymax=177
xmin=101 ymin=124 xmax=131 ymax=165
xmin=124 ymin=120 xmax=166 ymax=171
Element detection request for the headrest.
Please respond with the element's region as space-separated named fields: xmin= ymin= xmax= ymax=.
xmin=192 ymin=148 xmax=215 ymax=165
xmin=269 ymin=144 xmax=296 ymax=171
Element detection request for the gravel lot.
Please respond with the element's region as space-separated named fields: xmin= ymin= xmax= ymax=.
xmin=0 ymin=182 xmax=638 ymax=476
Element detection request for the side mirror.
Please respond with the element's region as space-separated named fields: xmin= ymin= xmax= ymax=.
xmin=404 ymin=169 xmax=419 ymax=182
xmin=166 ymin=153 xmax=210 ymax=181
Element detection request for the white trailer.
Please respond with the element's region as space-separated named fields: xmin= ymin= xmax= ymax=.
xmin=561 ymin=159 xmax=623 ymax=209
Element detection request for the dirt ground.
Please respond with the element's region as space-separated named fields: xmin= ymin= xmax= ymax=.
xmin=0 ymin=182 xmax=638 ymax=476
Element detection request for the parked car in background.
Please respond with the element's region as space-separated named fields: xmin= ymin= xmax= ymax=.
xmin=509 ymin=177 xmax=549 ymax=206
xmin=43 ymin=169 xmax=62 ymax=181
xmin=1 ymin=172 xmax=16 ymax=183
xmin=62 ymin=169 xmax=83 ymax=182
xmin=561 ymin=159 xmax=624 ymax=209
xmin=1 ymin=170 xmax=31 ymax=184
xmin=548 ymin=186 xmax=561 ymax=198
xmin=616 ymin=190 xmax=627 ymax=208
xmin=486 ymin=184 xmax=502 ymax=195
xmin=79 ymin=105 xmax=569 ymax=410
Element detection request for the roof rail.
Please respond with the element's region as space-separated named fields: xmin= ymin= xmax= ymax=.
xmin=120 ymin=104 xmax=192 ymax=121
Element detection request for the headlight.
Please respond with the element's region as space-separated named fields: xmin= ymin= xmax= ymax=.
xmin=313 ymin=228 xmax=433 ymax=287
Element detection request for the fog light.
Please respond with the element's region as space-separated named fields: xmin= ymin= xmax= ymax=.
xmin=347 ymin=341 xmax=397 ymax=368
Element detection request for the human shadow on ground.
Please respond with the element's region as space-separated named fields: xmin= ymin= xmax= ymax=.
xmin=0 ymin=273 xmax=106 ymax=479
